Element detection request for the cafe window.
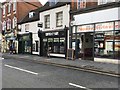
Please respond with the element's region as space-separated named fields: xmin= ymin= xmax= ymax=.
xmin=56 ymin=12 xmax=63 ymax=27
xmin=47 ymin=37 xmax=65 ymax=54
xmin=45 ymin=15 xmax=50 ymax=29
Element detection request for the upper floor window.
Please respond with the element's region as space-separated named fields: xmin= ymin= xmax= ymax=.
xmin=98 ymin=0 xmax=107 ymax=5
xmin=25 ymin=24 xmax=29 ymax=31
xmin=13 ymin=17 xmax=17 ymax=28
xmin=45 ymin=15 xmax=50 ymax=29
xmin=8 ymin=3 xmax=11 ymax=13
xmin=106 ymin=0 xmax=114 ymax=3
xmin=3 ymin=5 xmax=6 ymax=15
xmin=2 ymin=21 xmax=6 ymax=31
xmin=29 ymin=12 xmax=35 ymax=18
xmin=7 ymin=18 xmax=11 ymax=30
xmin=56 ymin=12 xmax=63 ymax=27
xmin=77 ymin=0 xmax=86 ymax=9
xmin=13 ymin=2 xmax=16 ymax=11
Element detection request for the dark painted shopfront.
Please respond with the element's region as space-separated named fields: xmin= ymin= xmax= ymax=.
xmin=38 ymin=28 xmax=68 ymax=58
xmin=70 ymin=20 xmax=120 ymax=60
xmin=18 ymin=32 xmax=32 ymax=54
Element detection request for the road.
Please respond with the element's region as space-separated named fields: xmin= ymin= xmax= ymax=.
xmin=1 ymin=58 xmax=119 ymax=89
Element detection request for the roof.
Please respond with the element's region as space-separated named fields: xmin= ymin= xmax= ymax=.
xmin=18 ymin=1 xmax=71 ymax=24
xmin=70 ymin=2 xmax=120 ymax=15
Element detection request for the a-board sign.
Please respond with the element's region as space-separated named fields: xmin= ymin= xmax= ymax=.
xmin=67 ymin=49 xmax=75 ymax=60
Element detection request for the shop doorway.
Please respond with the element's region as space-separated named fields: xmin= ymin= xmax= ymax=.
xmin=78 ymin=32 xmax=94 ymax=60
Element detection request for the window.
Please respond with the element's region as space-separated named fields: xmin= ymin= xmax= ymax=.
xmin=2 ymin=5 xmax=5 ymax=15
xmin=77 ymin=0 xmax=86 ymax=9
xmin=8 ymin=3 xmax=11 ymax=13
xmin=99 ymin=0 xmax=107 ymax=5
xmin=45 ymin=15 xmax=50 ymax=29
xmin=13 ymin=2 xmax=16 ymax=11
xmin=29 ymin=12 xmax=35 ymax=18
xmin=2 ymin=21 xmax=6 ymax=31
xmin=56 ymin=12 xmax=63 ymax=27
xmin=77 ymin=0 xmax=81 ymax=9
xmin=13 ymin=17 xmax=17 ymax=28
xmin=7 ymin=18 xmax=11 ymax=30
xmin=25 ymin=24 xmax=29 ymax=31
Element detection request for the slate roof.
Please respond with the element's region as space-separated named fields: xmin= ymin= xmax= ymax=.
xmin=18 ymin=1 xmax=71 ymax=24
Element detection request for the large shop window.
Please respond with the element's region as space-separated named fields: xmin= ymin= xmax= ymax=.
xmin=47 ymin=37 xmax=65 ymax=54
xmin=94 ymin=31 xmax=114 ymax=58
xmin=114 ymin=31 xmax=120 ymax=58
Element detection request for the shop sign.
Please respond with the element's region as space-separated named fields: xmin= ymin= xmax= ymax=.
xmin=95 ymin=22 xmax=114 ymax=31
xmin=77 ymin=25 xmax=94 ymax=32
xmin=115 ymin=21 xmax=120 ymax=30
xmin=46 ymin=32 xmax=58 ymax=36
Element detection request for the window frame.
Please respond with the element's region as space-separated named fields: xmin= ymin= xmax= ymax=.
xmin=13 ymin=2 xmax=16 ymax=11
xmin=44 ymin=15 xmax=50 ymax=29
xmin=25 ymin=24 xmax=29 ymax=31
xmin=3 ymin=5 xmax=6 ymax=15
xmin=56 ymin=11 xmax=63 ymax=27
xmin=8 ymin=3 xmax=11 ymax=14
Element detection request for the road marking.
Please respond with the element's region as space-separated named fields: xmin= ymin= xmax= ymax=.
xmin=5 ymin=64 xmax=38 ymax=75
xmin=69 ymin=83 xmax=92 ymax=90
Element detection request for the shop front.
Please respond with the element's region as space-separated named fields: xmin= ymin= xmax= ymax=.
xmin=18 ymin=32 xmax=32 ymax=54
xmin=72 ymin=20 xmax=120 ymax=60
xmin=39 ymin=29 xmax=68 ymax=58
xmin=4 ymin=32 xmax=18 ymax=53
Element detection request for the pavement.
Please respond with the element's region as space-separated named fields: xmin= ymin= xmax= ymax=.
xmin=2 ymin=53 xmax=120 ymax=77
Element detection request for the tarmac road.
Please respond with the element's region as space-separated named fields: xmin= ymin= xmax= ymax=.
xmin=2 ymin=58 xmax=119 ymax=89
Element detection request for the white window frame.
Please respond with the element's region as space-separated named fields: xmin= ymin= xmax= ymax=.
xmin=29 ymin=12 xmax=35 ymax=18
xmin=7 ymin=18 xmax=11 ymax=30
xmin=25 ymin=24 xmax=29 ymax=31
xmin=3 ymin=5 xmax=6 ymax=15
xmin=99 ymin=0 xmax=107 ymax=5
xmin=45 ymin=15 xmax=50 ymax=29
xmin=56 ymin=12 xmax=63 ymax=27
xmin=13 ymin=17 xmax=17 ymax=28
xmin=2 ymin=21 xmax=6 ymax=31
xmin=8 ymin=3 xmax=11 ymax=13
xmin=13 ymin=2 xmax=16 ymax=11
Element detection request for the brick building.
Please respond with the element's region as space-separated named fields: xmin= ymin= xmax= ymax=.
xmin=1 ymin=0 xmax=42 ymax=53
xmin=18 ymin=0 xmax=98 ymax=57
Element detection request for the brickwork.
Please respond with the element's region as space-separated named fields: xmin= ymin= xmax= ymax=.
xmin=1 ymin=0 xmax=42 ymax=53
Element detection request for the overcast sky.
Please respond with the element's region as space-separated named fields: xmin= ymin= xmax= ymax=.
xmin=0 ymin=0 xmax=48 ymax=5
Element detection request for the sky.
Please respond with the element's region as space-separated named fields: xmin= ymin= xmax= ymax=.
xmin=0 ymin=0 xmax=48 ymax=5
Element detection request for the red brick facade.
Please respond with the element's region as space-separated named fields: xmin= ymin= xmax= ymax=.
xmin=1 ymin=0 xmax=42 ymax=53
